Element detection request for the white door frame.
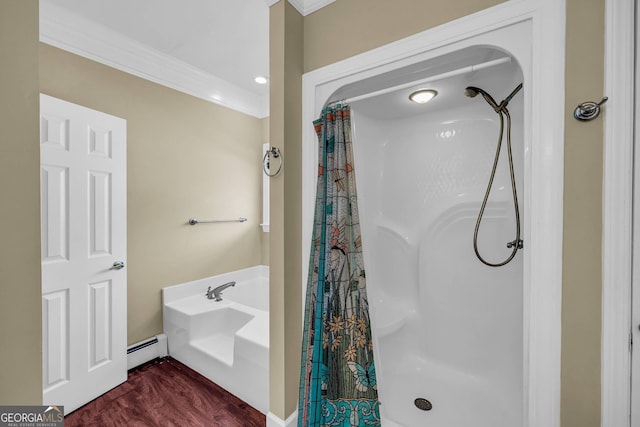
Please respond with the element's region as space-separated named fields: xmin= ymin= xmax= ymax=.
xmin=302 ymin=1 xmax=565 ymax=426
xmin=601 ymin=0 xmax=635 ymax=426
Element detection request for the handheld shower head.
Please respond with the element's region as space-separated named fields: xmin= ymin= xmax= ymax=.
xmin=468 ymin=83 xmax=524 ymax=267
xmin=465 ymin=84 xmax=523 ymax=113
xmin=464 ymin=87 xmax=481 ymax=98
xmin=464 ymin=86 xmax=499 ymax=111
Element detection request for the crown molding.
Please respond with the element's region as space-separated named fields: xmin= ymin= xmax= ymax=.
xmin=39 ymin=2 xmax=269 ymax=118
xmin=265 ymin=0 xmax=335 ymax=15
xmin=287 ymin=0 xmax=336 ymax=15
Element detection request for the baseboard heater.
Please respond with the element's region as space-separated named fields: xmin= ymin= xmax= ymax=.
xmin=126 ymin=333 xmax=168 ymax=370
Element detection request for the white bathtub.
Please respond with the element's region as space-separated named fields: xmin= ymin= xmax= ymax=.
xmin=162 ymin=265 xmax=269 ymax=413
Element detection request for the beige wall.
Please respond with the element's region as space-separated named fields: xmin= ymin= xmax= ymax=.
xmin=39 ymin=45 xmax=266 ymax=344
xmin=269 ymin=0 xmax=304 ymax=419
xmin=271 ymin=0 xmax=605 ymax=425
xmin=561 ymin=1 xmax=604 ymax=425
xmin=304 ymin=0 xmax=505 ymax=72
xmin=0 ymin=0 xmax=42 ymax=405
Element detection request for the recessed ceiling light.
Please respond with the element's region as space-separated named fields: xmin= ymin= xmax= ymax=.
xmin=409 ymin=89 xmax=437 ymax=104
xmin=255 ymin=76 xmax=268 ymax=85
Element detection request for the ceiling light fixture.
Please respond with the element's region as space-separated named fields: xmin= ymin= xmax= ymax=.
xmin=255 ymin=76 xmax=268 ymax=85
xmin=409 ymin=89 xmax=437 ymax=104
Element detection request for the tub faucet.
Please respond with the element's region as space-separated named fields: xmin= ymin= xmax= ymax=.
xmin=205 ymin=281 xmax=236 ymax=301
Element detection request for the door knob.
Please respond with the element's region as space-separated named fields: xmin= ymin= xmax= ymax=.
xmin=110 ymin=261 xmax=125 ymax=270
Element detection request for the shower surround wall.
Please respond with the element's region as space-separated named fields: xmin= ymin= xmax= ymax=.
xmin=349 ymin=60 xmax=524 ymax=426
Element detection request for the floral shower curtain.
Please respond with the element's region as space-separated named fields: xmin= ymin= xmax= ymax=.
xmin=298 ymin=104 xmax=381 ymax=427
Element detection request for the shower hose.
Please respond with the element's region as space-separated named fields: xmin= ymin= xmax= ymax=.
xmin=469 ymin=83 xmax=523 ymax=267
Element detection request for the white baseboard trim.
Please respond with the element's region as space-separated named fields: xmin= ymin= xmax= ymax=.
xmin=266 ymin=410 xmax=297 ymax=427
xmin=127 ymin=333 xmax=168 ymax=370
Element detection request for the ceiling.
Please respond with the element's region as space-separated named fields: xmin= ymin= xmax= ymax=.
xmin=39 ymin=0 xmax=332 ymax=118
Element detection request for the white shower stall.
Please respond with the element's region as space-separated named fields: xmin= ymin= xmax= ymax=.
xmin=301 ymin=3 xmax=565 ymax=426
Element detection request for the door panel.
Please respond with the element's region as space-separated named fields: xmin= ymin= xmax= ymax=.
xmin=40 ymin=94 xmax=127 ymax=413
xmin=42 ymin=290 xmax=69 ymax=389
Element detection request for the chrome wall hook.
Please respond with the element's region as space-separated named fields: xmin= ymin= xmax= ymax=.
xmin=574 ymin=96 xmax=608 ymax=121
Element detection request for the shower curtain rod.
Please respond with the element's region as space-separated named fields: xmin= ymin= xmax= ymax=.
xmin=335 ymin=56 xmax=512 ymax=105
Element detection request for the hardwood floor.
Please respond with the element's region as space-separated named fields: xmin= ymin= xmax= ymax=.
xmin=65 ymin=357 xmax=266 ymax=427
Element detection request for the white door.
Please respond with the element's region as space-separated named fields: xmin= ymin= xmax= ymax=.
xmin=40 ymin=94 xmax=127 ymax=413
